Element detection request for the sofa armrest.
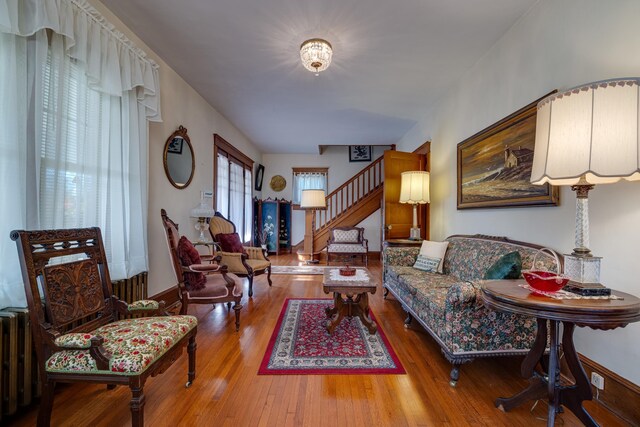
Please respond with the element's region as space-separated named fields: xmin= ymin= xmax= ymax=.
xmin=383 ymin=246 xmax=420 ymax=267
xmin=445 ymin=281 xmax=480 ymax=308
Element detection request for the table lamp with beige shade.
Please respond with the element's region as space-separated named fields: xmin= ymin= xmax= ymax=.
xmin=531 ymin=78 xmax=640 ymax=287
xmin=399 ymin=171 xmax=430 ymax=240
xmin=299 ymin=189 xmax=327 ymax=263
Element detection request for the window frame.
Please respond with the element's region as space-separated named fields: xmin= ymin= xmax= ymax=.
xmin=213 ymin=134 xmax=254 ymax=243
xmin=292 ymin=167 xmax=329 ymax=208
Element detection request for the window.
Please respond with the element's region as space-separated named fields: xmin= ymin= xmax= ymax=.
xmin=292 ymin=168 xmax=328 ymax=205
xmin=214 ymin=134 xmax=253 ymax=242
xmin=0 ymin=3 xmax=158 ymax=310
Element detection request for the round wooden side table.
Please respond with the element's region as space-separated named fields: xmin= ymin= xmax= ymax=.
xmin=481 ymin=280 xmax=640 ymax=427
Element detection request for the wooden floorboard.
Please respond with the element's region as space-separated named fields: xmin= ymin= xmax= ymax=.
xmin=9 ymin=255 xmax=629 ymax=426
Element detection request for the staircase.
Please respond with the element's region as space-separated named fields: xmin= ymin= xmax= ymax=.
xmin=309 ymin=155 xmax=384 ymax=251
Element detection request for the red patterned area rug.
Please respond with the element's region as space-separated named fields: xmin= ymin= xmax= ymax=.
xmin=259 ymin=298 xmax=405 ymax=375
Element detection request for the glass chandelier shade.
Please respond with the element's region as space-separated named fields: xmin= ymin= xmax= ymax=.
xmin=300 ymin=38 xmax=333 ymax=75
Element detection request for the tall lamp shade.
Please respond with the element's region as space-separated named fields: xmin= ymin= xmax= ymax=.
xmin=300 ymin=189 xmax=327 ymax=209
xmin=399 ymin=171 xmax=430 ymax=240
xmin=531 ymin=78 xmax=640 ymax=284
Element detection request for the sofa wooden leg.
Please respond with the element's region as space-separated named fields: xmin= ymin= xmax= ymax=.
xmin=449 ymin=364 xmax=460 ymax=387
xmin=383 ymin=287 xmax=389 ymax=299
xmin=404 ymin=312 xmax=413 ymax=328
xmin=267 ymin=266 xmax=272 ymax=286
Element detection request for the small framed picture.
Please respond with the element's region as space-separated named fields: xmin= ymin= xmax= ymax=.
xmin=255 ymin=164 xmax=265 ymax=191
xmin=167 ymin=136 xmax=184 ymax=154
xmin=349 ymin=145 xmax=371 ymax=162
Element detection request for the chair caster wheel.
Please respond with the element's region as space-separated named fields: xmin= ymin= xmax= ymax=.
xmin=185 ymin=381 xmax=192 ymax=388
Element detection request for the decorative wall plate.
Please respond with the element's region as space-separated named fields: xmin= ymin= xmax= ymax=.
xmin=270 ymin=175 xmax=286 ymax=192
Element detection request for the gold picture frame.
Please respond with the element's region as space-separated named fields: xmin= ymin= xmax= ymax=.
xmin=457 ymin=92 xmax=559 ymax=209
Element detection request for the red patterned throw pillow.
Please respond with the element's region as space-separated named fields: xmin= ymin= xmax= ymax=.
xmin=215 ymin=233 xmax=246 ymax=253
xmin=177 ymin=236 xmax=206 ymax=290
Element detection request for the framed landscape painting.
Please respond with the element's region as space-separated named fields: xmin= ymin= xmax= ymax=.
xmin=457 ymin=92 xmax=559 ymax=209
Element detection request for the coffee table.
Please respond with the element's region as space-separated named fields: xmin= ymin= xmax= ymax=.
xmin=322 ymin=268 xmax=377 ymax=335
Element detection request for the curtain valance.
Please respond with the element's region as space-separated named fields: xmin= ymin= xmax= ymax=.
xmin=0 ymin=0 xmax=161 ymax=120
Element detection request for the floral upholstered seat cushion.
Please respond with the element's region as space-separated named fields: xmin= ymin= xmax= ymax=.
xmin=327 ymin=243 xmax=367 ymax=253
xmin=46 ymin=315 xmax=197 ymax=375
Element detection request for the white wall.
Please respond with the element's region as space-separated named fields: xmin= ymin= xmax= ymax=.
xmin=261 ymin=146 xmax=389 ymax=251
xmin=398 ymin=0 xmax=640 ymax=384
xmin=92 ymin=1 xmax=263 ymax=297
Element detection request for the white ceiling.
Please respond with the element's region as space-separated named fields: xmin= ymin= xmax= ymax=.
xmin=102 ymin=0 xmax=538 ymax=154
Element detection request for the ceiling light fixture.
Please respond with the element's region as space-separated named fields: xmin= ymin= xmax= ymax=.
xmin=300 ymin=38 xmax=333 ymax=75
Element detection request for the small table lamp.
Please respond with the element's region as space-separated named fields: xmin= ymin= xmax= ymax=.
xmin=299 ymin=189 xmax=327 ymax=263
xmin=190 ymin=200 xmax=216 ymax=242
xmin=531 ymin=78 xmax=640 ymax=284
xmin=399 ymin=171 xmax=430 ymax=240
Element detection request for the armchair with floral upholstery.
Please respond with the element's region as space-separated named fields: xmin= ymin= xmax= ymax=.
xmin=11 ymin=227 xmax=197 ymax=427
xmin=209 ymin=213 xmax=272 ymax=297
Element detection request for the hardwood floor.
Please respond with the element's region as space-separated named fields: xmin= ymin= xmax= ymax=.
xmin=10 ymin=255 xmax=628 ymax=426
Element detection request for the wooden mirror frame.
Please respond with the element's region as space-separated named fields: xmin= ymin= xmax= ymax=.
xmin=163 ymin=125 xmax=195 ymax=189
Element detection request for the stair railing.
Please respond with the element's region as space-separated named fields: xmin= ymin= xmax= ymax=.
xmin=315 ymin=155 xmax=384 ymax=232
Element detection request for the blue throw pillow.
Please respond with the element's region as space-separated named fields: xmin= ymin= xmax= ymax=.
xmin=483 ymin=251 xmax=522 ymax=280
xmin=413 ymin=254 xmax=441 ymax=273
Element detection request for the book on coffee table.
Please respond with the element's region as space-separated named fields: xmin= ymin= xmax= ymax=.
xmin=564 ymin=281 xmax=611 ymax=296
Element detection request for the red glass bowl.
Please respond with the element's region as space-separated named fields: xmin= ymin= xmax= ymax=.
xmin=522 ymin=270 xmax=569 ymax=292
xmin=339 ymin=266 xmax=356 ymax=276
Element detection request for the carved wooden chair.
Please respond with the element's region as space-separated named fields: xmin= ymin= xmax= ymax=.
xmin=208 ymin=213 xmax=272 ymax=297
xmin=161 ymin=209 xmax=243 ymax=329
xmin=326 ymin=226 xmax=369 ymax=266
xmin=11 ymin=227 xmax=197 ymax=427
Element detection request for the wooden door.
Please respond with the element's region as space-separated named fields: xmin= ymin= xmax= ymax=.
xmin=383 ymin=150 xmax=427 ymax=240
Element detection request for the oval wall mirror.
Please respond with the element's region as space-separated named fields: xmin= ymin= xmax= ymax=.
xmin=163 ymin=125 xmax=195 ymax=189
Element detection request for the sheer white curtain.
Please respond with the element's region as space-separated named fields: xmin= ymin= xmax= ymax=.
xmin=293 ymin=172 xmax=328 ymax=204
xmin=0 ymin=0 xmax=160 ymax=309
xmin=244 ymin=169 xmax=252 ymax=242
xmin=229 ymin=161 xmax=244 ymax=237
xmin=216 ymin=153 xmax=229 ymax=216
xmin=0 ymin=32 xmax=29 ymax=308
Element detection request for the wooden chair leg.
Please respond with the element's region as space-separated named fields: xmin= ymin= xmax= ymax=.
xmin=179 ymin=298 xmax=188 ymax=315
xmin=129 ymin=386 xmax=145 ymax=427
xmin=247 ymin=274 xmax=254 ymax=297
xmin=37 ymin=379 xmax=56 ymax=427
xmin=267 ymin=266 xmax=272 ymax=286
xmin=234 ymin=301 xmax=242 ymax=331
xmin=186 ymin=335 xmax=196 ymax=387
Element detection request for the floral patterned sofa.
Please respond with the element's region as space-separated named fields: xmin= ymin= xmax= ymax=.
xmin=383 ymin=234 xmax=557 ymax=386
